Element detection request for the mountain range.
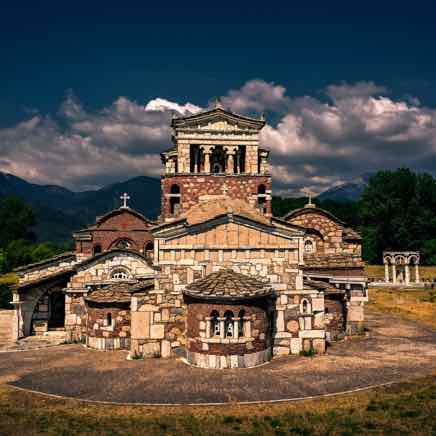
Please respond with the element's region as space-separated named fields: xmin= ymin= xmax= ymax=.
xmin=0 ymin=171 xmax=368 ymax=242
xmin=0 ymin=172 xmax=161 ymax=242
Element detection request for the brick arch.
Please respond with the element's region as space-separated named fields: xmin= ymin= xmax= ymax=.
xmin=109 ymin=238 xmax=137 ymax=250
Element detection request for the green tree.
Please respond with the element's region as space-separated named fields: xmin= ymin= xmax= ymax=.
xmin=0 ymin=196 xmax=35 ymax=248
xmin=359 ymin=168 xmax=436 ymax=263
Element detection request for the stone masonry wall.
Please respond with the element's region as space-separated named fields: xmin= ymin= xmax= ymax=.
xmin=154 ymin=221 xmax=326 ymax=356
xmin=185 ymin=300 xmax=270 ymax=356
xmin=161 ymin=174 xmax=272 ymax=220
xmin=87 ymin=304 xmax=131 ymax=350
xmin=287 ymin=211 xmax=360 ymax=256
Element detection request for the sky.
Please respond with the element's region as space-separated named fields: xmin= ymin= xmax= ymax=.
xmin=1 ymin=1 xmax=436 ymax=195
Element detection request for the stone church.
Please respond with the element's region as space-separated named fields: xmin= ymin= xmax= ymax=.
xmin=10 ymin=102 xmax=367 ymax=368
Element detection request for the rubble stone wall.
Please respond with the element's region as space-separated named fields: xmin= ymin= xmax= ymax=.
xmin=86 ymin=304 xmax=131 ymax=350
xmin=287 ymin=211 xmax=360 ymax=256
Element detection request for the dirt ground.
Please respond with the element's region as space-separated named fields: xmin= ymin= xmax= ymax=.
xmin=0 ymin=309 xmax=434 ymax=405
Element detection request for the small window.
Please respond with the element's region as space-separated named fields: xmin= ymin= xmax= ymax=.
xmin=224 ymin=310 xmax=234 ymax=338
xmin=304 ymin=240 xmax=314 ymax=253
xmin=106 ymin=313 xmax=112 ymax=327
xmin=211 ymin=310 xmax=220 ymax=337
xmin=145 ymin=241 xmax=154 ymax=252
xmin=301 ymin=299 xmax=310 ymax=314
xmin=238 ymin=310 xmax=245 ymax=337
xmin=116 ymin=239 xmax=131 ymax=249
xmin=257 ymin=184 xmax=266 ymax=195
xmin=93 ymin=244 xmax=102 ymax=255
xmin=111 ymin=268 xmax=130 ymax=280
xmin=170 ymin=184 xmax=180 ymax=194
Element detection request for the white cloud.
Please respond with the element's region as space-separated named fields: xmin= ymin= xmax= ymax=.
xmin=221 ymin=79 xmax=289 ymax=114
xmin=1 ymin=80 xmax=436 ymax=196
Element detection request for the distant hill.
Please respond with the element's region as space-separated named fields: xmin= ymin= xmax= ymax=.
xmin=317 ymin=173 xmax=373 ymax=202
xmin=0 ymin=172 xmax=161 ymax=242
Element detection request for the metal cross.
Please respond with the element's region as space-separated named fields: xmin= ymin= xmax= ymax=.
xmin=120 ymin=192 xmax=130 ymax=208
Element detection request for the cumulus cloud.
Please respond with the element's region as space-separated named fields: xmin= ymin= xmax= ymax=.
xmin=0 ymin=94 xmax=201 ymax=190
xmin=221 ymin=79 xmax=289 ymax=113
xmin=1 ymin=80 xmax=436 ymax=196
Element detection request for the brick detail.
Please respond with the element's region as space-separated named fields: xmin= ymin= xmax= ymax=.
xmin=161 ymin=174 xmax=272 ymax=220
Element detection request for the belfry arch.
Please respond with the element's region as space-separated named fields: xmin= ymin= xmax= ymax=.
xmin=383 ymin=251 xmax=421 ymax=286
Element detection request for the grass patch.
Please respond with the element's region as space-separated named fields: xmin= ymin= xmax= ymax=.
xmin=368 ymin=287 xmax=436 ymax=329
xmin=0 ymin=376 xmax=435 ymax=435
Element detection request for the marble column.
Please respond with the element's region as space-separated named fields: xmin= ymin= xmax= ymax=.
xmin=384 ymin=262 xmax=390 ymax=283
xmin=224 ymin=146 xmax=237 ymax=174
xmin=392 ymin=264 xmax=397 ymax=285
xmin=405 ymin=264 xmax=410 ymax=286
xmin=243 ymin=317 xmax=251 ymax=337
xmin=415 ymin=263 xmax=420 ymax=283
xmin=233 ymin=317 xmax=240 ymax=339
xmin=205 ymin=317 xmax=211 ymax=338
xmin=201 ymin=145 xmax=214 ymax=173
xmin=219 ymin=317 xmax=225 ymax=339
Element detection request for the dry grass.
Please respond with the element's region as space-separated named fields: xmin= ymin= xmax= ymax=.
xmin=0 ymin=273 xmax=18 ymax=286
xmin=0 ymin=376 xmax=435 ymax=435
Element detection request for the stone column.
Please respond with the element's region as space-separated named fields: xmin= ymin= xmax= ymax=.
xmin=219 ymin=317 xmax=225 ymax=339
xmin=384 ymin=262 xmax=390 ymax=283
xmin=224 ymin=146 xmax=237 ymax=174
xmin=243 ymin=317 xmax=251 ymax=338
xmin=205 ymin=317 xmax=211 ymax=338
xmin=392 ymin=264 xmax=397 ymax=285
xmin=201 ymin=146 xmax=214 ymax=173
xmin=415 ymin=263 xmax=420 ymax=283
xmin=233 ymin=317 xmax=240 ymax=339
xmin=405 ymin=263 xmax=410 ymax=286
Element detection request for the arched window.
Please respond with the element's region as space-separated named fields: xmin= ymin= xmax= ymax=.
xmin=301 ymin=299 xmax=311 ymax=315
xmin=145 ymin=241 xmax=154 ymax=252
xmin=238 ymin=309 xmax=245 ymax=337
xmin=258 ymin=184 xmax=266 ymax=195
xmin=93 ymin=244 xmax=102 ymax=255
xmin=211 ymin=310 xmax=220 ymax=337
xmin=116 ymin=239 xmax=131 ymax=249
xmin=170 ymin=184 xmax=180 ymax=194
xmin=304 ymin=240 xmax=314 ymax=253
xmin=111 ymin=268 xmax=130 ymax=280
xmin=106 ymin=313 xmax=112 ymax=327
xmin=224 ymin=310 xmax=234 ymax=337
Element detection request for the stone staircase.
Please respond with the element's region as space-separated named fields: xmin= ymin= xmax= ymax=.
xmin=0 ymin=310 xmax=14 ymax=347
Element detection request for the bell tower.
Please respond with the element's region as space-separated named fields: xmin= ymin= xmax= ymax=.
xmin=160 ymin=101 xmax=272 ymax=221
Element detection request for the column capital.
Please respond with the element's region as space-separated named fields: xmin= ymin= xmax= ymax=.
xmin=200 ymin=145 xmax=215 ymax=154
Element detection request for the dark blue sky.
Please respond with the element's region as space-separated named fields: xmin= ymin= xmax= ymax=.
xmin=2 ymin=1 xmax=436 ymax=194
xmin=2 ymin=1 xmax=436 ymax=126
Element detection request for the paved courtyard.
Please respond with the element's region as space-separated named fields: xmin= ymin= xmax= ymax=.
xmin=0 ymin=310 xmax=435 ymax=404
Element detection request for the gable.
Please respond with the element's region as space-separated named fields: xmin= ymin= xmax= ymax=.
xmin=96 ymin=208 xmax=152 ymax=230
xmin=287 ymin=210 xmax=342 ymax=237
xmin=171 ymin=108 xmax=265 ymax=131
xmin=70 ymin=251 xmax=155 ymax=288
xmin=159 ymin=221 xmax=300 ymax=250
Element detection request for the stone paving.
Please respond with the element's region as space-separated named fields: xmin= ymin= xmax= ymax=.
xmin=0 ymin=310 xmax=434 ymax=404
xmin=0 ymin=335 xmax=66 ymax=352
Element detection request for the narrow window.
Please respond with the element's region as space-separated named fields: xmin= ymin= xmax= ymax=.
xmin=170 ymin=184 xmax=181 ymax=215
xmin=224 ymin=310 xmax=234 ymax=337
xmin=302 ymin=299 xmax=309 ymax=314
xmin=257 ymin=185 xmax=267 ymax=213
xmin=238 ymin=309 xmax=245 ymax=337
xmin=106 ymin=313 xmax=112 ymax=327
xmin=211 ymin=310 xmax=220 ymax=337
xmin=93 ymin=244 xmax=102 ymax=255
xmin=145 ymin=241 xmax=154 ymax=253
